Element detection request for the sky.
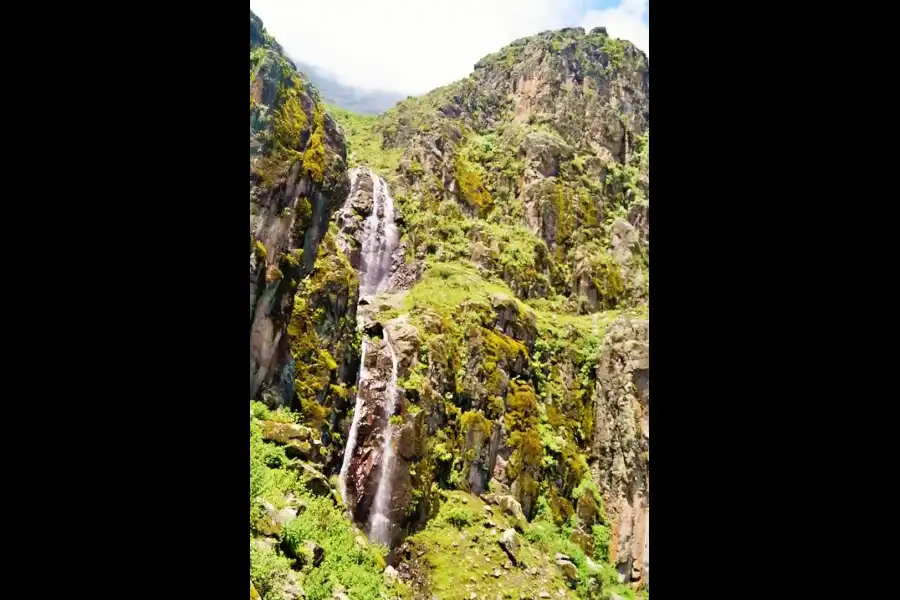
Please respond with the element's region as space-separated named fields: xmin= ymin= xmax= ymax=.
xmin=250 ymin=0 xmax=649 ymax=96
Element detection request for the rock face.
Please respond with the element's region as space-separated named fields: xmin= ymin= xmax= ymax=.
xmin=381 ymin=27 xmax=648 ymax=314
xmin=590 ymin=315 xmax=649 ymax=587
xmin=341 ymin=318 xmax=420 ymax=540
xmin=249 ymin=10 xmax=351 ymax=408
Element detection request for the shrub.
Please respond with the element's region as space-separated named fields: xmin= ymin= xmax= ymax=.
xmin=282 ymin=494 xmax=386 ymax=600
xmin=439 ymin=503 xmax=479 ymax=528
xmin=249 ymin=540 xmax=292 ymax=600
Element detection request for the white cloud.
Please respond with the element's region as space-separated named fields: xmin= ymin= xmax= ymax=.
xmin=581 ymin=0 xmax=649 ymax=55
xmin=250 ymin=0 xmax=648 ymax=95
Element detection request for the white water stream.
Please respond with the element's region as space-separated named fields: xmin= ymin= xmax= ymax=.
xmin=337 ymin=169 xmax=401 ymax=545
xmin=367 ymin=328 xmax=400 ymax=545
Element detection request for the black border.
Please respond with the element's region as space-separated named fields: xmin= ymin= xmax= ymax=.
xmin=29 ymin=0 xmax=886 ymax=595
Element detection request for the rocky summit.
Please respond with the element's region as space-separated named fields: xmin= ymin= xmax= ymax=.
xmin=250 ymin=10 xmax=649 ymax=600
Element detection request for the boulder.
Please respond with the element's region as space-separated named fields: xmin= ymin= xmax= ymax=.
xmin=260 ymin=420 xmax=313 ymax=443
xmin=384 ymin=565 xmax=400 ymax=587
xmin=301 ymin=540 xmax=325 ymax=568
xmin=571 ymin=529 xmax=594 ymax=556
xmin=556 ymin=559 xmax=579 ymax=583
xmin=496 ymin=495 xmax=526 ymax=529
xmin=498 ymin=529 xmax=520 ymax=565
xmin=260 ymin=420 xmax=314 ymax=458
xmin=275 ymin=507 xmax=297 ymax=527
xmin=289 ymin=461 xmax=331 ymax=497
xmin=282 ymin=572 xmax=304 ymax=600
xmin=256 ymin=500 xmax=282 ymax=536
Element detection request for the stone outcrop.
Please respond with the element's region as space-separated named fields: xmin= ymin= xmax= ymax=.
xmin=340 ymin=317 xmax=420 ymax=536
xmin=249 ymin=11 xmax=351 ymax=408
xmin=590 ymin=315 xmax=649 ymax=587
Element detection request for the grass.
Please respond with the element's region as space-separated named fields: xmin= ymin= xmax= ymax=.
xmin=327 ymin=104 xmax=404 ymax=178
xmin=249 ymin=408 xmax=407 ymax=600
xmin=405 ymin=491 xmax=580 ymax=600
xmin=251 ymin=400 xmax=299 ymax=423
xmin=402 ymin=260 xmax=531 ymax=318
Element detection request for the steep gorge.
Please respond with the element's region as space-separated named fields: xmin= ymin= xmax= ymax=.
xmin=250 ymin=10 xmax=649 ymax=600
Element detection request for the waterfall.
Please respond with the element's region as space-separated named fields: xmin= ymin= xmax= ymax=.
xmin=338 ymin=168 xmax=401 ymax=525
xmin=359 ymin=173 xmax=399 ymax=297
xmin=368 ymin=327 xmax=400 ymax=546
xmin=338 ymin=337 xmax=367 ymax=505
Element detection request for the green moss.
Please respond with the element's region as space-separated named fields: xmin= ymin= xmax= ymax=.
xmin=453 ymin=153 xmax=493 ymax=215
xmin=272 ymin=87 xmax=308 ymax=149
xmin=320 ymin=349 xmax=338 ymax=371
xmin=253 ymin=240 xmax=267 ymax=262
xmin=302 ymin=103 xmax=327 ymax=183
xmin=286 ymin=229 xmax=359 ymax=436
xmin=460 ymin=410 xmax=492 ymax=439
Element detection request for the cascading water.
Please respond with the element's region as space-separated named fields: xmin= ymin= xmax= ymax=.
xmin=359 ymin=173 xmax=399 ymax=297
xmin=367 ymin=328 xmax=400 ymax=545
xmin=338 ymin=337 xmax=366 ymax=504
xmin=337 ymin=168 xmax=402 ymax=542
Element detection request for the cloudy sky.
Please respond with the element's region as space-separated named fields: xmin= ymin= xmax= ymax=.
xmin=250 ymin=0 xmax=649 ymax=95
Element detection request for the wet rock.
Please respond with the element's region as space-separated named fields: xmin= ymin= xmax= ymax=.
xmin=384 ymin=565 xmax=400 ymax=587
xmin=498 ymin=529 xmax=520 ymax=565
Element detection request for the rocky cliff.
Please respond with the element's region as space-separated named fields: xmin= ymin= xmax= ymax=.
xmin=249 ymin=10 xmax=352 ymax=409
xmin=250 ymin=13 xmax=650 ymax=600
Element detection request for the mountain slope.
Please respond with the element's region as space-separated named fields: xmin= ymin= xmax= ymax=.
xmin=331 ymin=24 xmax=650 ymax=596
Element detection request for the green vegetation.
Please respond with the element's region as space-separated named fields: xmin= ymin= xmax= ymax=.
xmin=282 ymin=494 xmax=389 ymax=600
xmin=328 ymin=104 xmax=404 ymax=178
xmin=287 ymin=227 xmax=359 ymax=436
xmin=250 ymin=404 xmax=406 ymax=600
xmin=251 ymin=400 xmax=299 ymax=424
xmin=302 ymin=103 xmax=327 ymax=183
xmin=250 ymin=540 xmax=294 ymax=600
